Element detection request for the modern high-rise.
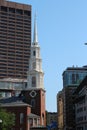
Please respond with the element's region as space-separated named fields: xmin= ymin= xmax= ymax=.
xmin=0 ymin=0 xmax=31 ymax=79
xmin=57 ymin=65 xmax=87 ymax=130
xmin=62 ymin=66 xmax=87 ymax=87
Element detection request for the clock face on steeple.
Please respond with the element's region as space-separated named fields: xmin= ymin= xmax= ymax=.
xmin=29 ymin=90 xmax=37 ymax=98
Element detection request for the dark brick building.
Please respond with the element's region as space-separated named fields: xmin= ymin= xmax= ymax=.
xmin=21 ymin=89 xmax=46 ymax=126
xmin=2 ymin=102 xmax=31 ymax=130
xmin=0 ymin=96 xmax=41 ymax=130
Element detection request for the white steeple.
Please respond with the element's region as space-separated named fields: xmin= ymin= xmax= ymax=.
xmin=27 ymin=14 xmax=44 ymax=90
xmin=33 ymin=13 xmax=38 ymax=44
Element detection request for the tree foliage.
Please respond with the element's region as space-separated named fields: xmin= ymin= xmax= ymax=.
xmin=0 ymin=108 xmax=15 ymax=130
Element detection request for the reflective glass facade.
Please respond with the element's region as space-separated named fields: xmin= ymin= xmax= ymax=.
xmin=63 ymin=66 xmax=87 ymax=87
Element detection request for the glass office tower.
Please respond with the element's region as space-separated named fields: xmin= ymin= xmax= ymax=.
xmin=63 ymin=66 xmax=87 ymax=87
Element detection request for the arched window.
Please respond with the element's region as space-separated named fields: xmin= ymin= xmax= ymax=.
xmin=33 ymin=51 xmax=36 ymax=56
xmin=32 ymin=76 xmax=36 ymax=87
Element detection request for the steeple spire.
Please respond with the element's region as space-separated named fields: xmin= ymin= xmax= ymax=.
xmin=27 ymin=13 xmax=44 ymax=90
xmin=33 ymin=13 xmax=38 ymax=44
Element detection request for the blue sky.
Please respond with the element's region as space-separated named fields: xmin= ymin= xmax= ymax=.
xmin=11 ymin=0 xmax=87 ymax=112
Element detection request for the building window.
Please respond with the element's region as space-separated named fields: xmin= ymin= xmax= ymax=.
xmin=32 ymin=76 xmax=36 ymax=87
xmin=20 ymin=113 xmax=24 ymax=124
xmin=76 ymin=74 xmax=79 ymax=82
xmin=33 ymin=51 xmax=36 ymax=56
xmin=84 ymin=116 xmax=86 ymax=120
xmin=72 ymin=74 xmax=75 ymax=84
xmin=9 ymin=8 xmax=15 ymax=13
xmin=16 ymin=9 xmax=23 ymax=15
xmin=24 ymin=10 xmax=31 ymax=16
xmin=34 ymin=118 xmax=37 ymax=126
xmin=1 ymin=6 xmax=7 ymax=12
xmin=38 ymin=118 xmax=40 ymax=125
xmin=31 ymin=99 xmax=35 ymax=107
xmin=32 ymin=62 xmax=36 ymax=69
xmin=29 ymin=118 xmax=33 ymax=126
xmin=84 ymin=106 xmax=86 ymax=111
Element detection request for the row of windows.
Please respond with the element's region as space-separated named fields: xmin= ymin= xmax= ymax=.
xmin=8 ymin=45 xmax=30 ymax=49
xmin=0 ymin=34 xmax=30 ymax=38
xmin=11 ymin=113 xmax=40 ymax=130
xmin=76 ymin=116 xmax=86 ymax=122
xmin=7 ymin=47 xmax=29 ymax=50
xmin=0 ymin=6 xmax=31 ymax=16
xmin=1 ymin=24 xmax=29 ymax=29
xmin=0 ymin=31 xmax=31 ymax=35
xmin=0 ymin=18 xmax=31 ymax=24
xmin=0 ymin=17 xmax=31 ymax=22
xmin=0 ymin=51 xmax=23 ymax=54
xmin=0 ymin=61 xmax=28 ymax=65
xmin=0 ymin=11 xmax=30 ymax=17
xmin=0 ymin=60 xmax=28 ymax=64
xmin=0 ymin=17 xmax=31 ymax=26
xmin=0 ymin=28 xmax=30 ymax=34
xmin=0 ymin=58 xmax=29 ymax=62
xmin=77 ymin=99 xmax=85 ymax=106
xmin=0 ymin=67 xmax=23 ymax=70
xmin=0 ymin=73 xmax=27 ymax=78
xmin=0 ymin=40 xmax=30 ymax=44
xmin=0 ymin=26 xmax=31 ymax=30
xmin=16 ymin=52 xmax=29 ymax=54
xmin=3 ymin=72 xmax=27 ymax=75
xmin=0 ymin=21 xmax=31 ymax=26
xmin=0 ymin=39 xmax=31 ymax=43
xmin=0 ymin=53 xmax=30 ymax=57
xmin=0 ymin=14 xmax=30 ymax=19
xmin=77 ymin=106 xmax=86 ymax=113
xmin=0 ymin=20 xmax=31 ymax=26
xmin=5 ymin=12 xmax=30 ymax=17
xmin=0 ymin=69 xmax=27 ymax=74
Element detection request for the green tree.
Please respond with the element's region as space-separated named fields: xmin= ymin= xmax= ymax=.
xmin=0 ymin=108 xmax=15 ymax=130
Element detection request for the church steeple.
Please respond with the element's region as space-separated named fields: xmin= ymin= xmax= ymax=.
xmin=26 ymin=14 xmax=46 ymax=127
xmin=33 ymin=13 xmax=38 ymax=44
xmin=27 ymin=14 xmax=44 ymax=90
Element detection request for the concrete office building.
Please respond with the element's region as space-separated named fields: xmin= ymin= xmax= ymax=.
xmin=63 ymin=86 xmax=76 ymax=130
xmin=74 ymin=76 xmax=87 ymax=130
xmin=46 ymin=112 xmax=57 ymax=126
xmin=0 ymin=0 xmax=31 ymax=79
xmin=57 ymin=87 xmax=76 ymax=130
xmin=57 ymin=66 xmax=87 ymax=130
